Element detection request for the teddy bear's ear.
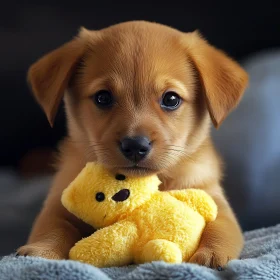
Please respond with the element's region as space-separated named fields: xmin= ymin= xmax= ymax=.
xmin=61 ymin=164 xmax=92 ymax=214
xmin=61 ymin=185 xmax=76 ymax=213
xmin=149 ymin=175 xmax=162 ymax=190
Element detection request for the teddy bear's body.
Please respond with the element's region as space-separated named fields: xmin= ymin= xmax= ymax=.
xmin=62 ymin=163 xmax=217 ymax=267
xmin=127 ymin=192 xmax=206 ymax=264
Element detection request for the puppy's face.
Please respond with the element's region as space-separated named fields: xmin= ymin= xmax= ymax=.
xmin=66 ymin=26 xmax=205 ymax=174
xmin=28 ymin=22 xmax=248 ymax=176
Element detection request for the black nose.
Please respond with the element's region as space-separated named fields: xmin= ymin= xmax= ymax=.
xmin=120 ymin=136 xmax=151 ymax=162
xmin=112 ymin=189 xmax=130 ymax=202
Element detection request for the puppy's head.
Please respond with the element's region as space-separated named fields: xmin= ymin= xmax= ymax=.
xmin=28 ymin=21 xmax=248 ymax=175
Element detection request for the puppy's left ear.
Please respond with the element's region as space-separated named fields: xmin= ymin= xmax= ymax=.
xmin=184 ymin=32 xmax=249 ymax=128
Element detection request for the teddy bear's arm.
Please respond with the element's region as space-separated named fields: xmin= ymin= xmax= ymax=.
xmin=168 ymin=189 xmax=218 ymax=222
xmin=69 ymin=220 xmax=138 ymax=267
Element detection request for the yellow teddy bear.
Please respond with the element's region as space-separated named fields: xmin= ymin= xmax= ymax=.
xmin=61 ymin=162 xmax=217 ymax=268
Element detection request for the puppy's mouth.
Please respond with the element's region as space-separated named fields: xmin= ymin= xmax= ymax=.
xmin=119 ymin=165 xmax=157 ymax=175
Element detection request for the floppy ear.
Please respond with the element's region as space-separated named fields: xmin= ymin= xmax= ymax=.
xmin=27 ymin=36 xmax=85 ymax=126
xmin=184 ymin=32 xmax=249 ymax=128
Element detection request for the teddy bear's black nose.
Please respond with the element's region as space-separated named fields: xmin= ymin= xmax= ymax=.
xmin=112 ymin=189 xmax=130 ymax=202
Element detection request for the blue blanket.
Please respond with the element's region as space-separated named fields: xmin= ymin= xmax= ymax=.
xmin=1 ymin=224 xmax=280 ymax=280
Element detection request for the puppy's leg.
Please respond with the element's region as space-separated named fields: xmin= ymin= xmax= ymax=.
xmin=189 ymin=190 xmax=244 ymax=269
xmin=17 ymin=159 xmax=91 ymax=259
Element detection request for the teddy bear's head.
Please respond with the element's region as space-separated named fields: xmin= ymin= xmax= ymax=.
xmin=61 ymin=163 xmax=161 ymax=229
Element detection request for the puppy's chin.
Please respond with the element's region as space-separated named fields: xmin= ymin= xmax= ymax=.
xmin=96 ymin=155 xmax=180 ymax=177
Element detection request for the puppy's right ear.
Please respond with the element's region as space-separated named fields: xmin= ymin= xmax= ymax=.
xmin=28 ymin=35 xmax=85 ymax=126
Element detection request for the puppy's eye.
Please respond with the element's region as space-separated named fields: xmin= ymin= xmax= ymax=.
xmin=161 ymin=91 xmax=181 ymax=110
xmin=93 ymin=90 xmax=114 ymax=108
xmin=95 ymin=192 xmax=105 ymax=202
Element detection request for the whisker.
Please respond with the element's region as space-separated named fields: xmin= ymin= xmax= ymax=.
xmin=154 ymin=152 xmax=180 ymax=170
xmin=85 ymin=143 xmax=112 ymax=162
xmin=165 ymin=145 xmax=187 ymax=150
xmin=161 ymin=148 xmax=197 ymax=164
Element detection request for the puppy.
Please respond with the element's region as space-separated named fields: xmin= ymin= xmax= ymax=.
xmin=17 ymin=21 xmax=248 ymax=268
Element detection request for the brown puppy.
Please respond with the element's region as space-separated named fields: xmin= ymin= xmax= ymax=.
xmin=17 ymin=21 xmax=248 ymax=268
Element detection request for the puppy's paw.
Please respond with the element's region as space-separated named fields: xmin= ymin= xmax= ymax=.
xmin=16 ymin=242 xmax=66 ymax=260
xmin=189 ymin=247 xmax=231 ymax=269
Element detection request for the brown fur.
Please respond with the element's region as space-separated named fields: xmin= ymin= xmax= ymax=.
xmin=17 ymin=21 xmax=248 ymax=268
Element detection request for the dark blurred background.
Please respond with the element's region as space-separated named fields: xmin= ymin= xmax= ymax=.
xmin=0 ymin=0 xmax=279 ymax=256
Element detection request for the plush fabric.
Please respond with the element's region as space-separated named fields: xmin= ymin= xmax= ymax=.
xmin=62 ymin=163 xmax=217 ymax=267
xmin=1 ymin=223 xmax=280 ymax=280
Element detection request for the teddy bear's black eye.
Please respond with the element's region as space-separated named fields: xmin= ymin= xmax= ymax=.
xmin=115 ymin=174 xmax=126 ymax=180
xmin=95 ymin=192 xmax=105 ymax=202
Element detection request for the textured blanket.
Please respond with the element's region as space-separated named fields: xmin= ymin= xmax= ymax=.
xmin=0 ymin=223 xmax=279 ymax=280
